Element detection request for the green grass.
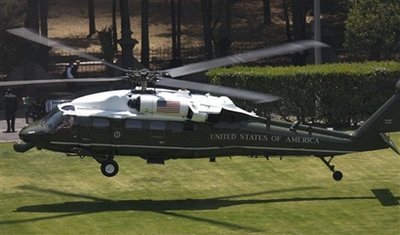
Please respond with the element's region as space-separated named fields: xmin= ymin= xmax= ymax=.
xmin=1 ymin=134 xmax=399 ymax=235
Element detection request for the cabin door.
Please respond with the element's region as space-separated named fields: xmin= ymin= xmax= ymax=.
xmin=110 ymin=119 xmax=124 ymax=145
xmin=77 ymin=117 xmax=111 ymax=146
xmin=149 ymin=121 xmax=166 ymax=139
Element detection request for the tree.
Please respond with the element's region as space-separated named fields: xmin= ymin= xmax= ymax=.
xmin=169 ymin=0 xmax=182 ymax=67
xmin=0 ymin=0 xmax=26 ymax=74
xmin=344 ymin=0 xmax=400 ymax=60
xmin=88 ymin=0 xmax=96 ymax=37
xmin=215 ymin=0 xmax=234 ymax=57
xmin=0 ymin=0 xmax=25 ymax=31
xmin=112 ymin=0 xmax=118 ymax=53
xmin=118 ymin=0 xmax=138 ymax=69
xmin=290 ymin=0 xmax=309 ymax=65
xmin=39 ymin=0 xmax=48 ymax=36
xmin=24 ymin=0 xmax=49 ymax=69
xmin=25 ymin=0 xmax=39 ymax=31
xmin=141 ymin=0 xmax=149 ymax=67
xmin=38 ymin=0 xmax=49 ymax=69
xmin=201 ymin=0 xmax=213 ymax=59
xmin=263 ymin=0 xmax=271 ymax=24
xmin=282 ymin=0 xmax=291 ymax=41
xmin=98 ymin=27 xmax=115 ymax=75
xmin=291 ymin=0 xmax=307 ymax=41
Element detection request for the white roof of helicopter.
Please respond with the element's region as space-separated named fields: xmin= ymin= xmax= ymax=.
xmin=58 ymin=88 xmax=259 ymax=121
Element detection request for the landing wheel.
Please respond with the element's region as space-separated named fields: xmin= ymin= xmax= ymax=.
xmin=100 ymin=160 xmax=119 ymax=177
xmin=333 ymin=171 xmax=343 ymax=181
xmin=319 ymin=157 xmax=344 ymax=181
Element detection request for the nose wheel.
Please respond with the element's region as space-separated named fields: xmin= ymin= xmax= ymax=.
xmin=319 ymin=156 xmax=343 ymax=181
xmin=100 ymin=160 xmax=119 ymax=177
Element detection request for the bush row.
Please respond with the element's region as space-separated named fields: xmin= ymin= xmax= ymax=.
xmin=207 ymin=61 xmax=400 ymax=127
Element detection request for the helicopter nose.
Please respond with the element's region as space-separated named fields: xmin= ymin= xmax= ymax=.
xmin=18 ymin=124 xmax=48 ymax=143
xmin=14 ymin=126 xmax=42 ymax=153
xmin=18 ymin=127 xmax=33 ymax=142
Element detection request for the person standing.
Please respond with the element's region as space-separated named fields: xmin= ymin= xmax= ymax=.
xmin=62 ymin=61 xmax=74 ymax=79
xmin=66 ymin=61 xmax=74 ymax=79
xmin=71 ymin=60 xmax=80 ymax=78
xmin=3 ymin=88 xmax=18 ymax=133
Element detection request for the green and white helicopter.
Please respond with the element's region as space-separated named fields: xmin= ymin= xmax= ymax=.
xmin=2 ymin=28 xmax=399 ymax=180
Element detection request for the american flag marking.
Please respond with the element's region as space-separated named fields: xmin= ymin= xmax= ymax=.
xmin=157 ymin=100 xmax=180 ymax=113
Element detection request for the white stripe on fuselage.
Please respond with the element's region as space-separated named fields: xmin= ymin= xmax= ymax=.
xmin=50 ymin=141 xmax=353 ymax=155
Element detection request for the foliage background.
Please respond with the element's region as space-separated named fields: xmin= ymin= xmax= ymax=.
xmin=208 ymin=61 xmax=400 ymax=127
xmin=344 ymin=0 xmax=400 ymax=60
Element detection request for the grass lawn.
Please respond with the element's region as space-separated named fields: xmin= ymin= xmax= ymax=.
xmin=1 ymin=134 xmax=399 ymax=234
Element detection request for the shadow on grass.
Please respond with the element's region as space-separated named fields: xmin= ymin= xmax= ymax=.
xmin=1 ymin=185 xmax=399 ymax=233
xmin=1 ymin=185 xmax=323 ymax=232
xmin=371 ymin=189 xmax=400 ymax=206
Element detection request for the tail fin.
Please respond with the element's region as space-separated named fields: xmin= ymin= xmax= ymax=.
xmin=353 ymin=80 xmax=400 ymax=154
xmin=354 ymin=80 xmax=400 ymax=137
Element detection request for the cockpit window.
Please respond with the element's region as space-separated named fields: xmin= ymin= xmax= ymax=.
xmin=41 ymin=108 xmax=64 ymax=129
xmin=56 ymin=115 xmax=75 ymax=130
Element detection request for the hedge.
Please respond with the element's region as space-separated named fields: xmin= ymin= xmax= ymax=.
xmin=207 ymin=61 xmax=400 ymax=127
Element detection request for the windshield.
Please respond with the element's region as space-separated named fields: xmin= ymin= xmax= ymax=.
xmin=41 ymin=108 xmax=64 ymax=129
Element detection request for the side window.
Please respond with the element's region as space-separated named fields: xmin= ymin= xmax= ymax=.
xmin=184 ymin=122 xmax=197 ymax=131
xmin=150 ymin=121 xmax=165 ymax=130
xmin=150 ymin=121 xmax=165 ymax=138
xmin=93 ymin=118 xmax=110 ymax=128
xmin=168 ymin=122 xmax=184 ymax=133
xmin=125 ymin=120 xmax=143 ymax=129
xmin=78 ymin=117 xmax=92 ymax=128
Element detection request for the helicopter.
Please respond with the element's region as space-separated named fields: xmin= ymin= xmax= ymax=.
xmin=2 ymin=28 xmax=399 ymax=180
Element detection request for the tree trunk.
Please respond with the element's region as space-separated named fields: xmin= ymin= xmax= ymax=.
xmin=282 ymin=0 xmax=291 ymax=41
xmin=88 ymin=0 xmax=96 ymax=37
xmin=169 ymin=0 xmax=182 ymax=67
xmin=39 ymin=0 xmax=48 ymax=36
xmin=118 ymin=0 xmax=137 ymax=69
xmin=177 ymin=0 xmax=181 ymax=57
xmin=216 ymin=0 xmax=232 ymax=57
xmin=263 ymin=0 xmax=271 ymax=24
xmin=225 ymin=0 xmax=232 ymax=34
xmin=201 ymin=0 xmax=213 ymax=59
xmin=291 ymin=0 xmax=308 ymax=65
xmin=24 ymin=0 xmax=40 ymax=95
xmin=25 ymin=0 xmax=40 ymax=31
xmin=112 ymin=0 xmax=118 ymax=53
xmin=141 ymin=0 xmax=150 ymax=67
xmin=170 ymin=0 xmax=177 ymax=59
xmin=291 ymin=0 xmax=307 ymax=40
xmin=39 ymin=0 xmax=49 ymax=69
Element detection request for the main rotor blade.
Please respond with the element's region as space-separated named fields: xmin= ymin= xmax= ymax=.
xmin=7 ymin=28 xmax=128 ymax=73
xmin=156 ymin=78 xmax=280 ymax=104
xmin=0 ymin=77 xmax=127 ymax=87
xmin=163 ymin=40 xmax=328 ymax=78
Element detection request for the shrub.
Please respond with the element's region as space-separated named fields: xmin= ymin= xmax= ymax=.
xmin=207 ymin=61 xmax=400 ymax=127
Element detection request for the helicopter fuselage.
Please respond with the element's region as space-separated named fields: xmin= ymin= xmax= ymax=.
xmin=15 ymin=87 xmax=398 ymax=179
xmin=17 ymin=88 xmax=388 ymax=159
